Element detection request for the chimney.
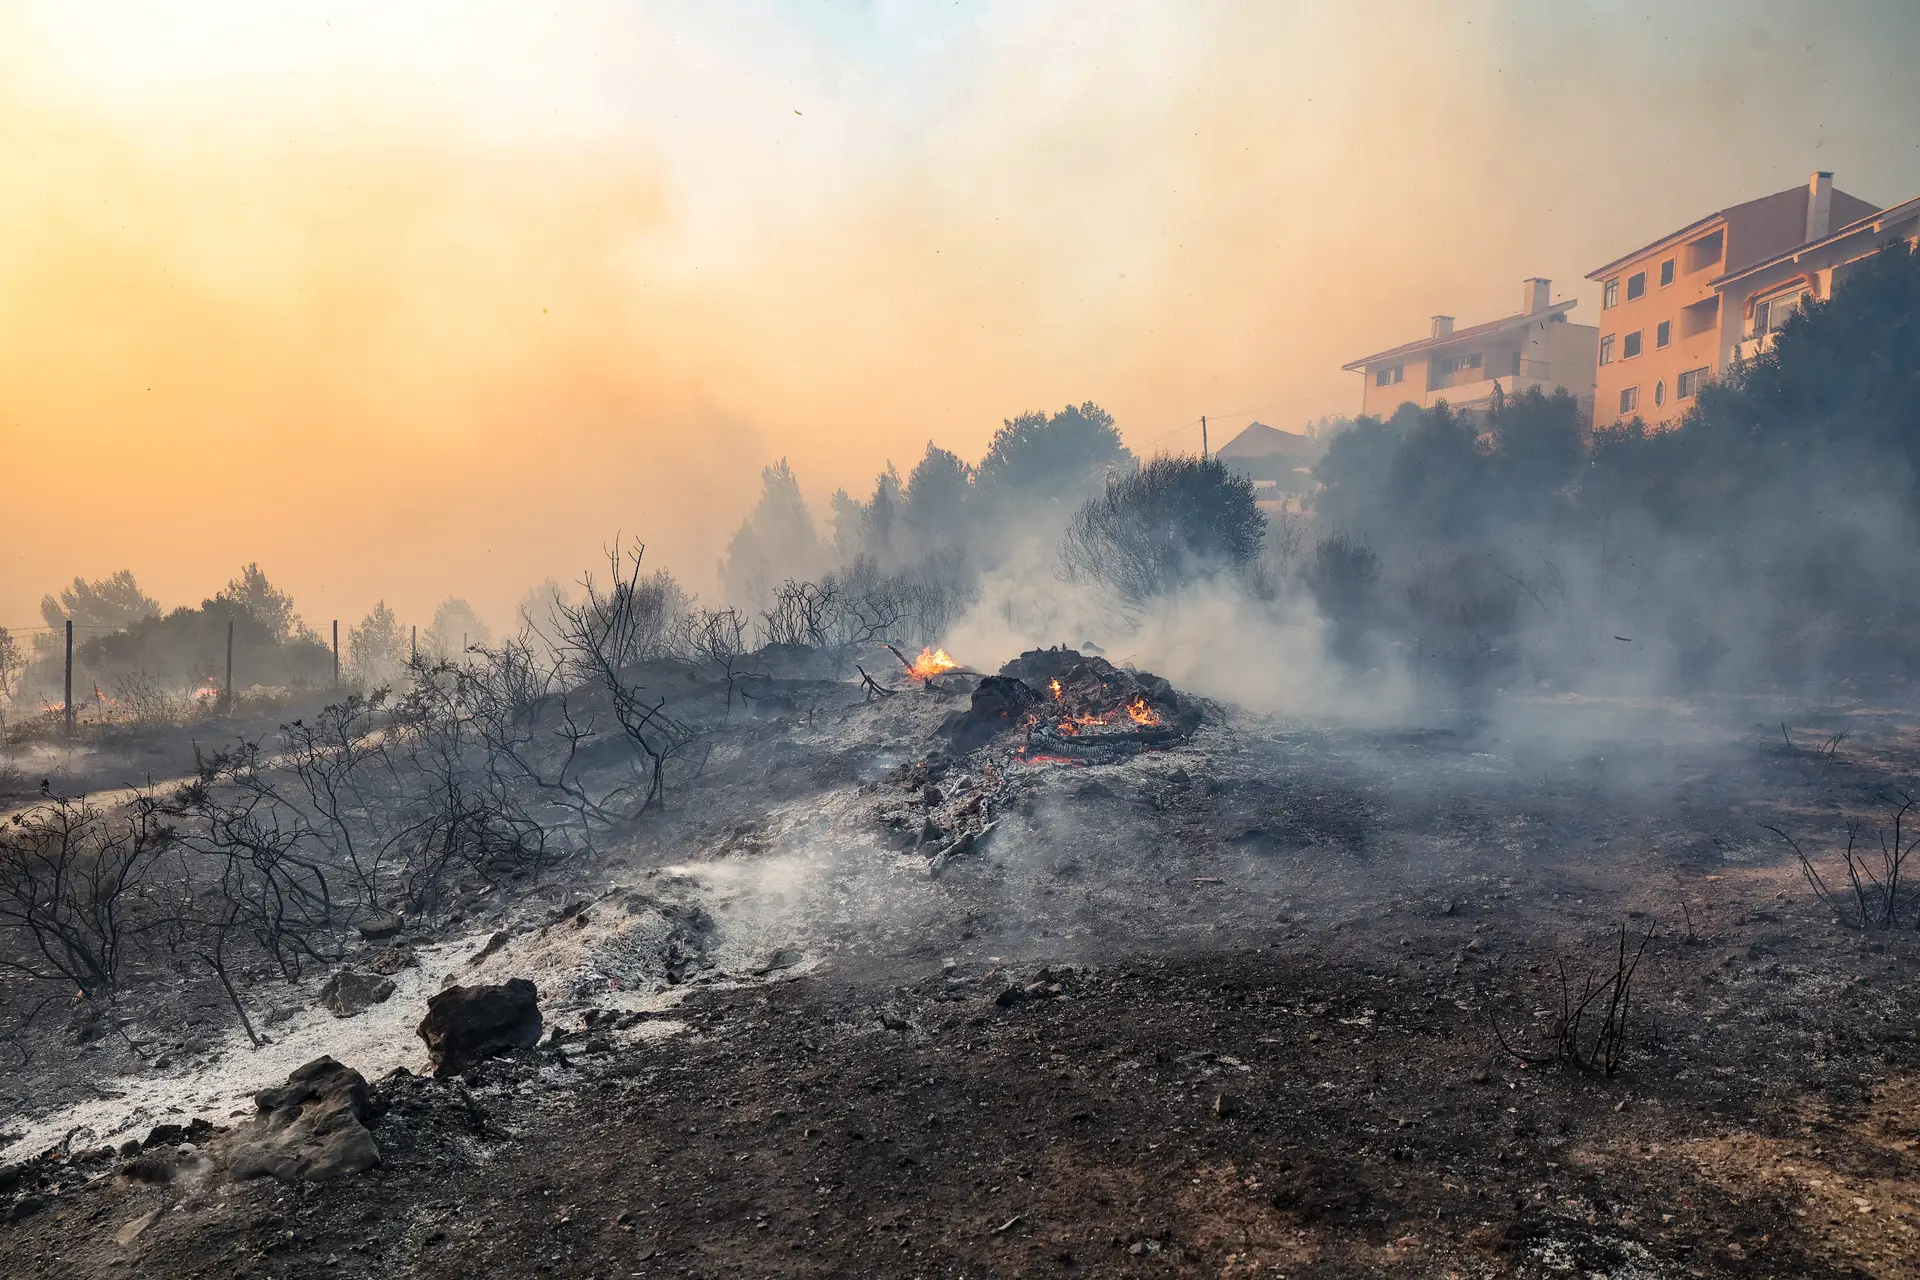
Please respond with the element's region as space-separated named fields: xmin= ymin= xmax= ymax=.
xmin=1431 ymin=315 xmax=1454 ymax=339
xmin=1522 ymin=277 xmax=1551 ymax=315
xmin=1806 ymin=171 xmax=1834 ymax=243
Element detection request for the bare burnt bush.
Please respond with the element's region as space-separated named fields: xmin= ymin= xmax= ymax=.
xmin=1489 ymin=924 xmax=1654 ymax=1076
xmin=670 ymin=606 xmax=759 ymax=717
xmin=0 ymin=794 xmax=173 ymax=999
xmin=1767 ymin=794 xmax=1920 ymax=929
xmin=551 ymin=541 xmax=696 ymax=812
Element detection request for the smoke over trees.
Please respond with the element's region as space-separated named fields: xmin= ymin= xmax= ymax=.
xmin=348 ymin=601 xmax=408 ymax=687
xmin=424 ymin=598 xmax=491 ymax=662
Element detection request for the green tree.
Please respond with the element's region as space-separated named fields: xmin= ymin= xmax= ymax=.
xmin=1060 ymin=455 xmax=1266 ymax=606
xmin=217 ymin=563 xmax=305 ymax=642
xmin=902 ymin=443 xmax=974 ymax=556
xmin=974 ymin=402 xmax=1133 ymax=515
xmin=347 ymin=601 xmax=407 ymax=687
xmin=40 ymin=570 xmax=160 ymax=633
xmin=719 ymin=459 xmax=826 ymax=608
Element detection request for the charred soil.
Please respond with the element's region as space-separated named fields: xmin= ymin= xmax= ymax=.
xmin=3 ymin=660 xmax=1920 ymax=1278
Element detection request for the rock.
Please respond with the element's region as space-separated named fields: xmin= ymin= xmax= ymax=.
xmin=1214 ymin=1093 xmax=1243 ymax=1119
xmin=364 ymin=946 xmax=416 ymax=976
xmin=143 ymin=1123 xmax=186 ymax=1149
xmin=946 ymin=675 xmax=1044 ymax=751
xmin=358 ymin=912 xmax=405 ymax=941
xmin=9 ymin=1194 xmax=45 ymax=1222
xmin=118 ymin=1153 xmax=174 ymax=1184
xmin=753 ymin=947 xmax=804 ymax=975
xmin=994 ymin=985 xmax=1027 ymax=1008
xmin=417 ymin=979 xmax=543 ymax=1078
xmin=0 ymin=1163 xmax=18 ymax=1193
xmin=466 ymin=930 xmax=510 ymax=967
xmin=227 ymin=1056 xmax=380 ymax=1182
xmin=319 ymin=970 xmax=397 ymax=1019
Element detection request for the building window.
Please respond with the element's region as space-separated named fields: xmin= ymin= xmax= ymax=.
xmin=1660 ymin=258 xmax=1675 ymax=287
xmin=1623 ymin=330 xmax=1642 ymax=359
xmin=1620 ymin=386 xmax=1639 ymax=415
xmin=1752 ymin=290 xmax=1804 ymax=337
xmin=1656 ymin=320 xmax=1671 ymax=348
xmin=1654 ymin=379 xmax=1666 ymax=407
xmin=1677 ymin=366 xmax=1711 ymax=398
xmin=1598 ymin=335 xmax=1615 ymax=365
xmin=1374 ymin=365 xmax=1404 ymax=386
xmin=1440 ymin=353 xmax=1482 ymax=376
xmin=1603 ymin=278 xmax=1619 ymax=308
xmin=1627 ymin=272 xmax=1646 ymax=301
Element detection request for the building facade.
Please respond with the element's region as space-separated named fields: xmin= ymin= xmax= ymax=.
xmin=1342 ymin=278 xmax=1597 ymax=420
xmin=1715 ymin=192 xmax=1920 ymax=368
xmin=1585 ymin=172 xmax=1879 ymax=427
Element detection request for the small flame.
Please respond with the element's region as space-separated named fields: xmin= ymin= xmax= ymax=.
xmin=1125 ymin=697 xmax=1161 ymax=726
xmin=1049 ymin=677 xmax=1063 ymax=700
xmin=908 ymin=647 xmax=959 ymax=680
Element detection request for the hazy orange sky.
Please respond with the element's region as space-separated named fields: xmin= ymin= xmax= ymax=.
xmin=4 ymin=1 xmax=1920 ymax=635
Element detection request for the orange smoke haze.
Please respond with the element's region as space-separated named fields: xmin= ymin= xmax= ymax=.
xmin=3 ymin=2 xmax=1919 ymax=634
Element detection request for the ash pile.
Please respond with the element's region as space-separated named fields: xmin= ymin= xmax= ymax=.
xmin=944 ymin=646 xmax=1203 ymax=760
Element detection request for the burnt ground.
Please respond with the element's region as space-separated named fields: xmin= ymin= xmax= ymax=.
xmin=3 ymin=674 xmax=1920 ymax=1278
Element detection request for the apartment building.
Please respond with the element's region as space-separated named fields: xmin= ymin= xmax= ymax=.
xmin=1341 ymin=278 xmax=1597 ymax=419
xmin=1586 ymin=172 xmax=1878 ymax=427
xmin=1716 ymin=191 xmax=1920 ymax=366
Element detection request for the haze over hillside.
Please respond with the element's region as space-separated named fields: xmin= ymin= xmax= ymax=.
xmin=5 ymin=2 xmax=1920 ymax=630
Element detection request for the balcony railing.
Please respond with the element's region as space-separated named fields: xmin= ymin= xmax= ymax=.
xmin=1513 ymin=358 xmax=1551 ymax=380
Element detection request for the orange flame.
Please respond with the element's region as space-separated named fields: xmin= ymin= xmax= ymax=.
xmin=1125 ymin=697 xmax=1161 ymax=726
xmin=1049 ymin=677 xmax=1063 ymax=700
xmin=908 ymin=647 xmax=959 ymax=680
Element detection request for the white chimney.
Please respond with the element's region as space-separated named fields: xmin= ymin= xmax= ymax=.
xmin=1806 ymin=171 xmax=1834 ymax=243
xmin=1431 ymin=315 xmax=1454 ymax=339
xmin=1522 ymin=277 xmax=1551 ymax=315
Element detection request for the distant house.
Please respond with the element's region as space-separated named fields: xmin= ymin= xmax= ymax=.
xmin=1341 ymin=278 xmax=1598 ymax=420
xmin=1585 ymin=171 xmax=1882 ymax=427
xmin=1216 ymin=421 xmax=1319 ymax=494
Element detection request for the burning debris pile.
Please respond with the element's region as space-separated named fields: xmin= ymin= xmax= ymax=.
xmin=870 ymin=646 xmax=1205 ymax=876
xmin=947 ymin=646 xmax=1201 ymax=759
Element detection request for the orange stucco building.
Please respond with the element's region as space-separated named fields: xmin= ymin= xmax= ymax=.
xmin=1341 ymin=278 xmax=1598 ymax=420
xmin=1585 ymin=172 xmax=1879 ymax=427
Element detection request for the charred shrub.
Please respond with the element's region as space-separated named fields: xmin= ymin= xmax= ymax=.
xmin=1059 ymin=454 xmax=1266 ymax=606
xmin=1304 ymin=532 xmax=1380 ymax=660
xmin=1767 ymin=794 xmax=1920 ymax=929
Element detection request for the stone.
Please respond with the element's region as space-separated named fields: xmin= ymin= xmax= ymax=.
xmin=364 ymin=946 xmax=416 ymax=976
xmin=357 ymin=912 xmax=405 ymax=941
xmin=753 ymin=947 xmax=803 ymax=975
xmin=226 ymin=1056 xmax=380 ymax=1182
xmin=319 ymin=970 xmax=397 ymax=1019
xmin=466 ymin=930 xmax=509 ymax=967
xmin=945 ymin=676 xmax=1044 ymax=751
xmin=417 ymin=979 xmax=543 ymax=1078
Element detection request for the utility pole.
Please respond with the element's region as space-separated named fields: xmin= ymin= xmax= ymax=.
xmin=225 ymin=619 xmax=235 ymax=716
xmin=63 ymin=620 xmax=74 ymax=738
xmin=331 ymin=620 xmax=340 ymax=688
xmin=411 ymin=625 xmax=417 ymax=666
xmin=1201 ymin=415 xmax=1208 ymax=460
